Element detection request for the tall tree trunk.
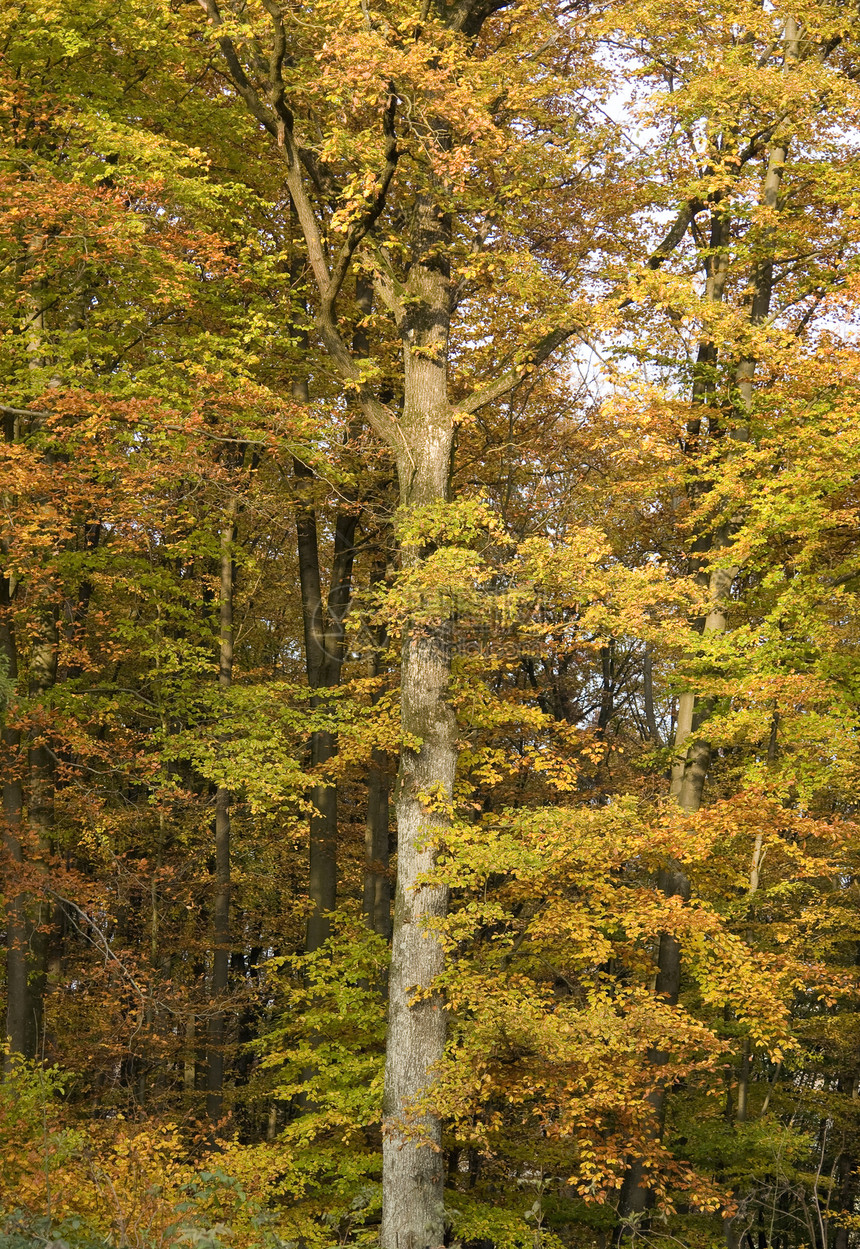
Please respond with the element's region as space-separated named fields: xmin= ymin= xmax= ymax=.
xmin=618 ymin=212 xmax=734 ymax=1236
xmin=1 ymin=611 xmax=56 ymax=1065
xmin=364 ymin=548 xmax=393 ymax=939
xmin=832 ymin=1140 xmax=858 ymax=1249
xmin=295 ymin=281 xmax=367 ymax=952
xmin=616 ymin=863 xmax=690 ymax=1225
xmin=382 ymin=514 xmax=455 ymax=1249
xmin=642 ymin=643 xmax=662 ymax=745
xmin=2 ymin=237 xmax=57 ymax=1061
xmin=597 ymin=639 xmax=616 ymax=734
xmin=669 ymin=559 xmax=735 ymax=813
xmin=352 ymin=280 xmax=393 ymax=941
xmin=671 ymin=21 xmax=792 ymax=813
xmin=1 ymin=404 xmax=27 ymax=1060
xmin=206 ymin=500 xmax=236 ymax=1122
xmin=1 ymin=590 xmax=31 ymax=1062
xmin=381 ymin=194 xmax=456 ymax=1249
xmin=291 ymin=392 xmax=337 ymax=952
xmin=24 ymin=610 xmax=57 ymax=1054
xmin=364 ymin=748 xmax=392 ymax=939
xmin=295 ymin=474 xmax=358 ymax=951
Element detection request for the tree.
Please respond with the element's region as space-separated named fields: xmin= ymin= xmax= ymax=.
xmin=187 ymin=0 xmax=608 ymax=1240
xmin=4 ymin=2 xmax=860 ymax=1248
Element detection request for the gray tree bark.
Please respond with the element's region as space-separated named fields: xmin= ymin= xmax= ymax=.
xmin=380 ymin=193 xmax=457 ymax=1249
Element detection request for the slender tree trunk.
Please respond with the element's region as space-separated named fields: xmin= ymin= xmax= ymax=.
xmin=2 ymin=239 xmax=56 ymax=1061
xmin=297 ymin=494 xmax=358 ymax=951
xmin=1 ymin=611 xmax=56 ymax=1064
xmin=381 ymin=194 xmax=456 ymax=1249
xmin=671 ymin=26 xmax=790 ymax=812
xmin=295 ymin=282 xmax=367 ymax=951
xmin=833 ymin=1149 xmax=857 ymax=1249
xmin=0 ymin=408 xmax=31 ymax=1058
xmin=364 ymin=750 xmax=392 ymax=939
xmin=642 ymin=644 xmax=662 ymax=745
xmin=292 ymin=414 xmax=339 ymax=951
xmin=184 ymin=1013 xmax=196 ymax=1094
xmin=670 ymin=560 xmax=736 ymax=811
xmin=597 ymin=639 xmax=615 ymax=734
xmin=616 ymin=864 xmax=690 ymax=1223
xmin=305 ymin=734 xmax=337 ymax=951
xmin=618 ymin=214 xmax=734 ymax=1234
xmin=26 ymin=607 xmax=57 ymax=1042
xmin=2 ymin=607 xmax=31 ymax=1062
xmin=206 ymin=501 xmax=236 ymax=1122
xmin=6 ymin=409 xmax=59 ymax=1063
xmin=364 ymin=551 xmax=392 ymax=939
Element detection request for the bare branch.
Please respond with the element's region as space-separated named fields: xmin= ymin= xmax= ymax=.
xmin=0 ymin=404 xmax=51 ymax=419
xmin=456 ymin=325 xmax=577 ymax=416
xmin=617 ymin=199 xmax=703 ymax=309
xmin=646 ymin=199 xmax=703 ymax=269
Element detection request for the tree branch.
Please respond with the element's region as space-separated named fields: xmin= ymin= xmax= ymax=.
xmin=617 ymin=199 xmax=704 ymax=309
xmin=448 ymin=0 xmax=517 ymax=36
xmin=196 ymin=0 xmax=405 ymax=453
xmin=0 ymin=404 xmax=51 ymax=419
xmin=456 ymin=325 xmax=576 ymax=416
xmin=646 ymin=199 xmax=704 ymax=269
xmin=366 ymin=243 xmax=408 ymax=328
xmin=195 ymin=0 xmax=281 ymax=139
xmin=323 ymin=90 xmax=400 ymax=320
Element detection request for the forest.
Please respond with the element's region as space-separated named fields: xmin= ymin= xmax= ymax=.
xmin=2 ymin=0 xmax=860 ymax=1247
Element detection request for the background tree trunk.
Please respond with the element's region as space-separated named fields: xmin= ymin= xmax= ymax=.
xmin=364 ymin=546 xmax=393 ymax=939
xmin=206 ymin=500 xmax=236 ymax=1122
